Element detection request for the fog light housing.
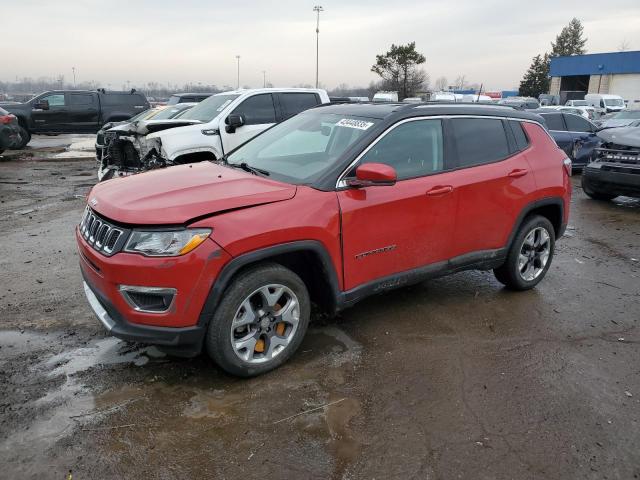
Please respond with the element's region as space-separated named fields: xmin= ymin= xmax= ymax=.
xmin=119 ymin=285 xmax=177 ymax=313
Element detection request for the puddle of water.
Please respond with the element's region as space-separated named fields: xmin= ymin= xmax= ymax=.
xmin=0 ymin=330 xmax=53 ymax=355
xmin=0 ymin=333 xmax=164 ymax=459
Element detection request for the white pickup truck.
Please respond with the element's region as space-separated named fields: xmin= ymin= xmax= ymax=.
xmin=98 ymin=88 xmax=330 ymax=180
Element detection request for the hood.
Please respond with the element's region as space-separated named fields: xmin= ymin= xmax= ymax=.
xmin=108 ymin=119 xmax=201 ymax=136
xmin=597 ymin=127 xmax=640 ymax=149
xmin=89 ymin=162 xmax=296 ymax=225
xmin=601 ymin=119 xmax=636 ymax=128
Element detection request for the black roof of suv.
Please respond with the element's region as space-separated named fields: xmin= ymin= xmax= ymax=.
xmin=312 ymin=102 xmax=545 ymax=123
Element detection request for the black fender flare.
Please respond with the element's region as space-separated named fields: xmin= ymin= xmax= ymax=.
xmin=197 ymin=240 xmax=342 ymax=327
xmin=505 ymin=197 xmax=566 ymax=249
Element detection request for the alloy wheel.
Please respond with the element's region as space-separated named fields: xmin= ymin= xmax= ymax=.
xmin=518 ymin=227 xmax=551 ymax=281
xmin=230 ymin=284 xmax=300 ymax=364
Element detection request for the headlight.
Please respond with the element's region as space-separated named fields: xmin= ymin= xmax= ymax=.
xmin=124 ymin=228 xmax=211 ymax=257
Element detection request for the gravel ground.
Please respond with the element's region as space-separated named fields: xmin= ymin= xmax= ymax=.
xmin=1 ymin=144 xmax=639 ymax=479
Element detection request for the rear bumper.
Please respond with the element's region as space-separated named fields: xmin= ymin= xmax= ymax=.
xmin=583 ymin=163 xmax=640 ymax=197
xmin=82 ymin=275 xmax=204 ymax=356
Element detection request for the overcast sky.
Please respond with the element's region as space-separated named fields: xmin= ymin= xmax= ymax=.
xmin=3 ymin=0 xmax=640 ymax=91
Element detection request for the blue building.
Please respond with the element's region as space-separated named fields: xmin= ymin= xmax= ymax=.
xmin=549 ymin=50 xmax=640 ymax=104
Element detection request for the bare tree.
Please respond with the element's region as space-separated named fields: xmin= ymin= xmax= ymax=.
xmin=435 ymin=76 xmax=448 ymax=91
xmin=618 ymin=38 xmax=630 ymax=51
xmin=454 ymin=75 xmax=466 ymax=90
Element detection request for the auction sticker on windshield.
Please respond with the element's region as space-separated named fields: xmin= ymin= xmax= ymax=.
xmin=336 ymin=118 xmax=375 ymax=130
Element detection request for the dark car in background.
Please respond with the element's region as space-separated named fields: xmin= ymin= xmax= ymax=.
xmin=582 ymin=126 xmax=640 ymax=200
xmin=0 ymin=107 xmax=23 ymax=154
xmin=533 ymin=110 xmax=601 ymax=170
xmin=166 ymin=93 xmax=214 ymax=105
xmin=0 ymin=89 xmax=149 ymax=147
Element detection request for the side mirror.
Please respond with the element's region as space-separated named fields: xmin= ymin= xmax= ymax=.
xmin=34 ymin=99 xmax=50 ymax=110
xmin=347 ymin=163 xmax=397 ymax=187
xmin=225 ymin=113 xmax=245 ymax=133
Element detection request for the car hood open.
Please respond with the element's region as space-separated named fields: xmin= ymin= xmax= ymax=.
xmin=89 ymin=162 xmax=296 ymax=225
xmin=597 ymin=127 xmax=640 ymax=148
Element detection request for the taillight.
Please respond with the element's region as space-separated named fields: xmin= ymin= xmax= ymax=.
xmin=0 ymin=114 xmax=15 ymax=125
xmin=563 ymin=158 xmax=572 ymax=176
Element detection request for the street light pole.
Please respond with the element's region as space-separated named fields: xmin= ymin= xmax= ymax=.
xmin=236 ymin=55 xmax=241 ymax=89
xmin=262 ymin=70 xmax=266 ymax=88
xmin=72 ymin=67 xmax=76 ymax=88
xmin=313 ymin=5 xmax=323 ymax=88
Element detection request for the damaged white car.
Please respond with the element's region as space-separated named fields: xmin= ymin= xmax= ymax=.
xmin=96 ymin=88 xmax=330 ymax=181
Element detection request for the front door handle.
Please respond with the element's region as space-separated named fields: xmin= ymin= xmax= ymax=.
xmin=508 ymin=168 xmax=528 ymax=178
xmin=426 ymin=185 xmax=453 ymax=196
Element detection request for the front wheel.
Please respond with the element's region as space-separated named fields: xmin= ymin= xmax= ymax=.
xmin=494 ymin=215 xmax=555 ymax=291
xmin=205 ymin=263 xmax=311 ymax=377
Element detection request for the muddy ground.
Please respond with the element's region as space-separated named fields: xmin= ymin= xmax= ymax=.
xmin=1 ymin=139 xmax=639 ymax=479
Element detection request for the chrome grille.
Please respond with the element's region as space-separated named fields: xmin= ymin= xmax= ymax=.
xmin=79 ymin=207 xmax=125 ymax=255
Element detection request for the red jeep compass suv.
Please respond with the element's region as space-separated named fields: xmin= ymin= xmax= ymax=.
xmin=77 ymin=103 xmax=571 ymax=376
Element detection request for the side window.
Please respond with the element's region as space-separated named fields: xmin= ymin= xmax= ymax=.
xmin=359 ymin=119 xmax=444 ymax=180
xmin=279 ymin=93 xmax=320 ymax=119
xmin=41 ymin=94 xmax=65 ymax=107
xmin=233 ymin=94 xmax=276 ymax=125
xmin=600 ymin=99 xmax=605 ymax=108
xmin=451 ymin=118 xmax=510 ymax=167
xmin=542 ymin=113 xmax=565 ymax=131
xmin=67 ymin=94 xmax=95 ymax=106
xmin=564 ymin=114 xmax=592 ymax=133
xmin=509 ymin=120 xmax=529 ymax=151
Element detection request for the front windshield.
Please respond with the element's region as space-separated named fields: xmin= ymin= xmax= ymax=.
xmin=226 ymin=112 xmax=380 ymax=184
xmin=605 ymin=98 xmax=624 ymax=107
xmin=180 ymin=94 xmax=240 ymax=122
xmin=152 ymin=105 xmax=191 ymax=120
xmin=612 ymin=110 xmax=640 ymax=119
xmin=570 ymin=100 xmax=588 ymax=106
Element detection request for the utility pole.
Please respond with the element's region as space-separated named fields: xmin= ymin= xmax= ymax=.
xmin=72 ymin=67 xmax=76 ymax=88
xmin=313 ymin=5 xmax=323 ymax=88
xmin=262 ymin=70 xmax=266 ymax=88
xmin=236 ymin=55 xmax=241 ymax=89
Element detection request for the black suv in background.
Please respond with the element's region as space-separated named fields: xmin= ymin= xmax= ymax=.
xmin=0 ymin=89 xmax=149 ymax=147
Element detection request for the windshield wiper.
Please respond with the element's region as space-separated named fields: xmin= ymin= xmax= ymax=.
xmin=227 ymin=162 xmax=270 ymax=176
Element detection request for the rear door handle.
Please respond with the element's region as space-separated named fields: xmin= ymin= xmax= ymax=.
xmin=426 ymin=185 xmax=453 ymax=196
xmin=508 ymin=168 xmax=528 ymax=178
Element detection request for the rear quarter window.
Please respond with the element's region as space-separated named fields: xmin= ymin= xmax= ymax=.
xmin=541 ymin=113 xmax=565 ymax=131
xmin=279 ymin=93 xmax=320 ymax=119
xmin=101 ymin=94 xmax=147 ymax=106
xmin=67 ymin=93 xmax=95 ymax=106
xmin=509 ymin=120 xmax=529 ymax=151
xmin=451 ymin=118 xmax=510 ymax=168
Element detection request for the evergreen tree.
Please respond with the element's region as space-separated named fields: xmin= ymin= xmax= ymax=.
xmin=551 ymin=18 xmax=587 ymax=56
xmin=371 ymin=42 xmax=427 ymax=100
xmin=519 ymin=54 xmax=550 ymax=97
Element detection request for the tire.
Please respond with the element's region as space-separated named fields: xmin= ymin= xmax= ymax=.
xmin=16 ymin=126 xmax=31 ymax=149
xmin=494 ymin=215 xmax=555 ymax=291
xmin=581 ymin=176 xmax=617 ymax=201
xmin=205 ymin=263 xmax=311 ymax=377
